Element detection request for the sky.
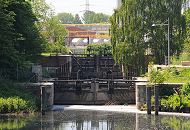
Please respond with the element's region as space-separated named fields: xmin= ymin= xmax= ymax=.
xmin=45 ymin=0 xmax=117 ymax=15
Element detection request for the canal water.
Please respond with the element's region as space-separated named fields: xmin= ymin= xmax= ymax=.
xmin=1 ymin=110 xmax=190 ymax=130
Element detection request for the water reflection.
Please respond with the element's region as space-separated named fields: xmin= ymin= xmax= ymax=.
xmin=0 ymin=116 xmax=33 ymax=130
xmin=1 ymin=110 xmax=190 ymax=130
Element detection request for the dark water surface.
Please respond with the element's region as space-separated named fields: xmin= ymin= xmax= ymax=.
xmin=1 ymin=110 xmax=190 ymax=130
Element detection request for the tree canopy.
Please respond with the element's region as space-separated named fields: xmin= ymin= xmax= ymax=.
xmin=0 ymin=0 xmax=43 ymax=68
xmin=110 ymin=0 xmax=187 ymax=75
xmin=83 ymin=11 xmax=110 ymax=24
xmin=183 ymin=9 xmax=190 ymax=55
xmin=57 ymin=12 xmax=75 ymax=24
xmin=31 ymin=0 xmax=68 ymax=54
xmin=0 ymin=0 xmax=17 ymax=68
xmin=73 ymin=14 xmax=82 ymax=24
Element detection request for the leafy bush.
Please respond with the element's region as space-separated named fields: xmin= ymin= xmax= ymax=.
xmin=0 ymin=97 xmax=29 ymax=113
xmin=86 ymin=43 xmax=112 ymax=56
xmin=180 ymin=83 xmax=190 ymax=95
xmin=45 ymin=43 xmax=69 ymax=54
xmin=161 ymin=94 xmax=181 ymax=110
xmin=0 ymin=80 xmax=38 ymax=113
xmin=161 ymin=83 xmax=190 ymax=111
xmin=162 ymin=68 xmax=190 ymax=83
xmin=180 ymin=94 xmax=190 ymax=108
xmin=147 ymin=65 xmax=165 ymax=84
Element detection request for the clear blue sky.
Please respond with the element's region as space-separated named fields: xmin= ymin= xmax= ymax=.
xmin=45 ymin=0 xmax=117 ymax=15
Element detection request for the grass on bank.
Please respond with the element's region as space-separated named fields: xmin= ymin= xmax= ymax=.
xmin=0 ymin=79 xmax=39 ymax=114
xmin=148 ymin=67 xmax=190 ymax=84
xmin=162 ymin=67 xmax=190 ymax=83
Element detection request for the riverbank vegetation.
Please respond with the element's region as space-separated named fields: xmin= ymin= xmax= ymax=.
xmin=147 ymin=66 xmax=190 ymax=112
xmin=161 ymin=83 xmax=190 ymax=112
xmin=148 ymin=67 xmax=190 ymax=84
xmin=0 ymin=80 xmax=38 ymax=114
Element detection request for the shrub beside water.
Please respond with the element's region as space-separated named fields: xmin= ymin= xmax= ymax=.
xmin=160 ymin=83 xmax=190 ymax=111
xmin=0 ymin=80 xmax=38 ymax=114
xmin=0 ymin=97 xmax=36 ymax=114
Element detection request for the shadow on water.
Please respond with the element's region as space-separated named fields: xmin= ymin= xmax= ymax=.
xmin=1 ymin=110 xmax=190 ymax=130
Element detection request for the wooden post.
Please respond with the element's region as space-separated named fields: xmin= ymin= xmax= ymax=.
xmin=154 ymin=85 xmax=159 ymax=115
xmin=146 ymin=86 xmax=151 ymax=114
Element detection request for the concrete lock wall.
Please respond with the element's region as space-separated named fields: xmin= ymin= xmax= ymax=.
xmin=54 ymin=90 xmax=135 ymax=105
xmin=54 ymin=81 xmax=135 ymax=105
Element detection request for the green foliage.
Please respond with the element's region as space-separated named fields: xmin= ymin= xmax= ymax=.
xmin=73 ymin=14 xmax=82 ymax=24
xmin=161 ymin=68 xmax=190 ymax=83
xmin=0 ymin=80 xmax=38 ymax=113
xmin=31 ymin=1 xmax=68 ymax=54
xmin=41 ymin=17 xmax=68 ymax=53
xmin=161 ymin=83 xmax=190 ymax=111
xmin=0 ymin=1 xmax=18 ymax=68
xmin=183 ymin=9 xmax=190 ymax=56
xmin=83 ymin=11 xmax=110 ymax=24
xmin=45 ymin=43 xmax=69 ymax=54
xmin=31 ymin=0 xmax=53 ymax=21
xmin=161 ymin=94 xmax=181 ymax=110
xmin=57 ymin=12 xmax=75 ymax=24
xmin=181 ymin=82 xmax=190 ymax=95
xmin=0 ymin=97 xmax=27 ymax=113
xmin=180 ymin=94 xmax=190 ymax=108
xmin=86 ymin=43 xmax=112 ymax=56
xmin=147 ymin=66 xmax=165 ymax=84
xmin=9 ymin=0 xmax=44 ymax=59
xmin=0 ymin=0 xmax=44 ymax=70
xmin=57 ymin=13 xmax=82 ymax=24
xmin=110 ymin=0 xmax=186 ymax=75
xmin=146 ymin=67 xmax=190 ymax=83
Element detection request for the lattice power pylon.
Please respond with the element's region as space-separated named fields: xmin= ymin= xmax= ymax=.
xmin=85 ymin=0 xmax=90 ymax=12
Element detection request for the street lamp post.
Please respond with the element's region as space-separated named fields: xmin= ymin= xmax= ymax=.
xmin=152 ymin=17 xmax=170 ymax=65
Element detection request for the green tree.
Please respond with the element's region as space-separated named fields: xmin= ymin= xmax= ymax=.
xmin=0 ymin=0 xmax=18 ymax=68
xmin=94 ymin=13 xmax=109 ymax=23
xmin=183 ymin=9 xmax=190 ymax=55
xmin=7 ymin=0 xmax=43 ymax=60
xmin=110 ymin=0 xmax=186 ymax=75
xmin=0 ymin=0 xmax=44 ymax=69
xmin=31 ymin=0 xmax=68 ymax=53
xmin=41 ymin=17 xmax=68 ymax=53
xmin=57 ymin=12 xmax=75 ymax=24
xmin=30 ymin=0 xmax=53 ymax=22
xmin=83 ymin=11 xmax=110 ymax=24
xmin=73 ymin=14 xmax=82 ymax=24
